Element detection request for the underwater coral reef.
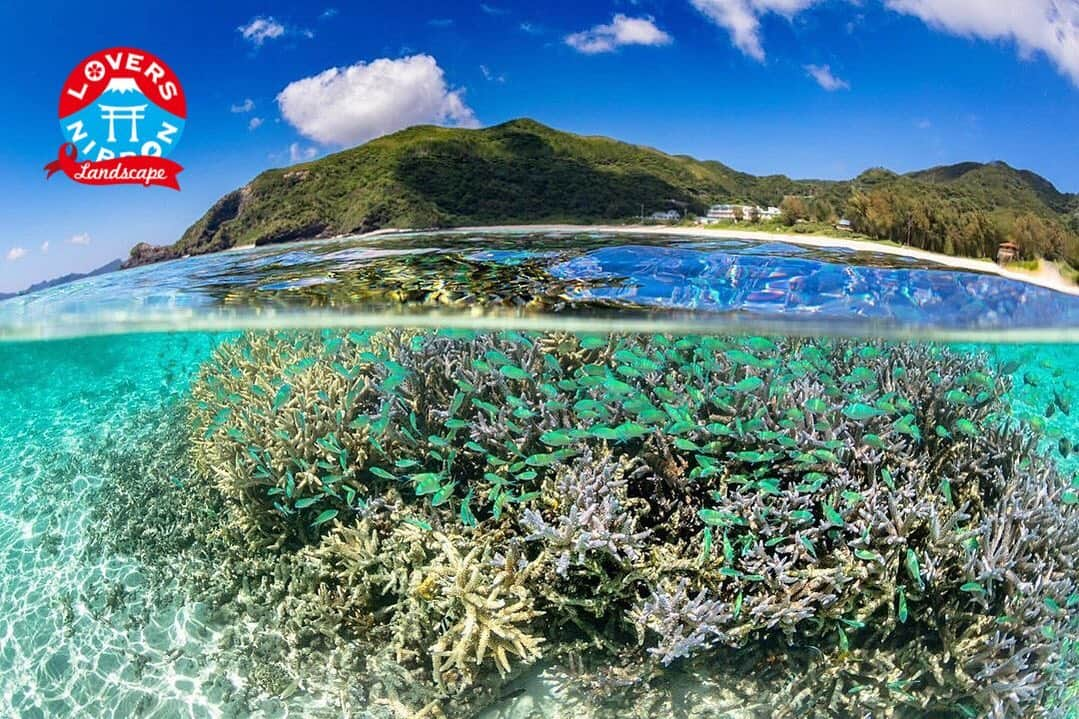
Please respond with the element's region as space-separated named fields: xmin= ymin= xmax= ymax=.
xmin=110 ymin=329 xmax=1079 ymax=717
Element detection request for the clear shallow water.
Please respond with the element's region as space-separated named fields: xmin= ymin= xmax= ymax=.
xmin=0 ymin=231 xmax=1077 ymax=719
xmin=1 ymin=230 xmax=1077 ymax=339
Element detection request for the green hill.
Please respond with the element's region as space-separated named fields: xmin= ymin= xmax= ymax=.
xmin=124 ymin=118 xmax=1079 ymax=270
xmin=906 ymin=160 xmax=1076 ymax=215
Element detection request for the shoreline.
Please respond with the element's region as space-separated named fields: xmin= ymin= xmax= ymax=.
xmin=361 ymin=223 xmax=1079 ymax=296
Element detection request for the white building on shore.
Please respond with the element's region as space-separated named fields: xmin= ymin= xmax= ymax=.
xmin=704 ymin=204 xmax=737 ymax=222
xmin=700 ymin=204 xmax=783 ymax=224
xmin=648 ymin=210 xmax=681 ymax=222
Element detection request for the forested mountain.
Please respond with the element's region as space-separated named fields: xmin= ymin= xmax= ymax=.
xmin=123 ymin=119 xmax=1079 ymax=271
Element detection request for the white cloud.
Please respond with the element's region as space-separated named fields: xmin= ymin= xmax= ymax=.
xmin=40 ymin=241 xmax=49 ymax=254
xmin=69 ymin=233 xmax=91 ymax=246
xmin=805 ymin=63 xmax=850 ymax=90
xmin=885 ymin=0 xmax=1079 ymax=86
xmin=277 ymin=54 xmax=479 ymax=146
xmin=230 ymin=98 xmax=255 ymax=113
xmin=520 ymin=22 xmax=543 ymax=34
xmin=249 ymin=117 xmax=264 ymax=130
xmin=566 ymin=14 xmax=673 ymax=54
xmin=320 ymin=8 xmax=337 ymax=20
xmin=480 ymin=4 xmax=508 ymax=15
xmin=428 ymin=18 xmax=454 ymax=27
xmin=6 ymin=247 xmax=26 ymax=262
xmin=688 ymin=0 xmax=1079 ymax=86
xmin=480 ymin=64 xmax=506 ymax=82
xmin=690 ymin=0 xmax=820 ymax=61
xmin=238 ymin=16 xmax=286 ymax=46
xmin=289 ymin=143 xmax=318 ymax=162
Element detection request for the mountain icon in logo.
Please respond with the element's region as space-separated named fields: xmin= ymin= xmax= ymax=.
xmin=100 ymin=77 xmax=142 ymax=95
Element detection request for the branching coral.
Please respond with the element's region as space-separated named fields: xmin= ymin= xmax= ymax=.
xmin=631 ymin=578 xmax=732 ymax=665
xmin=426 ymin=533 xmax=544 ymax=689
xmin=184 ymin=329 xmax=1079 ymax=717
xmin=520 ymin=446 xmax=651 ymax=576
xmin=191 ymin=330 xmax=385 ymax=542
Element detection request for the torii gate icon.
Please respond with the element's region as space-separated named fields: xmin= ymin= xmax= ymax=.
xmin=98 ymin=104 xmax=148 ymax=143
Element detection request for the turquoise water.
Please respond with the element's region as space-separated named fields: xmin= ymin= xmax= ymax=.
xmin=0 ymin=232 xmax=1077 ymax=718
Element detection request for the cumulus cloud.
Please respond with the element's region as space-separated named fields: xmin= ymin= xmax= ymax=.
xmin=520 ymin=22 xmax=543 ymax=35
xmin=289 ymin=143 xmax=318 ymax=162
xmin=69 ymin=233 xmax=91 ymax=246
xmin=249 ymin=117 xmax=264 ymax=130
xmin=277 ymin=54 xmax=479 ymax=146
xmin=566 ymin=14 xmax=673 ymax=54
xmin=6 ymin=247 xmax=26 ymax=262
xmin=688 ymin=0 xmax=1079 ymax=86
xmin=885 ymin=0 xmax=1079 ymax=86
xmin=320 ymin=8 xmax=338 ymax=20
xmin=690 ymin=0 xmax=820 ymax=61
xmin=805 ymin=64 xmax=849 ymax=90
xmin=238 ymin=16 xmax=286 ymax=46
xmin=230 ymin=98 xmax=255 ymax=113
xmin=40 ymin=241 xmax=49 ymax=254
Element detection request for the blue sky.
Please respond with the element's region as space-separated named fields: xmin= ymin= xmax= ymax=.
xmin=1 ymin=0 xmax=1078 ymax=292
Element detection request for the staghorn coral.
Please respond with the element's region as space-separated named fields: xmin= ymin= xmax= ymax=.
xmin=630 ymin=578 xmax=732 ymax=665
xmin=426 ymin=533 xmax=545 ymax=689
xmin=177 ymin=329 xmax=1079 ymax=717
xmin=520 ymin=445 xmax=651 ymax=576
xmin=190 ymin=330 xmax=385 ymax=542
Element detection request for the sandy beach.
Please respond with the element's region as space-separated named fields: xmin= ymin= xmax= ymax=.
xmin=362 ymin=224 xmax=1079 ymax=297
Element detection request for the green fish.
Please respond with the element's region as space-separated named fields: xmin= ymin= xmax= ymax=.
xmin=842 ymin=403 xmax=885 ymax=421
xmin=311 ymin=509 xmax=338 ymax=527
xmin=539 ymin=430 xmax=577 ymax=447
xmin=484 ymin=349 xmax=513 ymax=366
xmin=732 ymin=376 xmax=764 ymax=393
xmin=954 ymin=418 xmax=978 ymax=437
xmin=272 ymin=385 xmax=291 ymax=411
xmin=940 ymin=478 xmax=953 ymax=505
xmin=726 ymin=350 xmax=762 ymax=367
xmin=902 ymin=549 xmax=922 ymax=587
xmin=499 ymin=365 xmax=532 ymax=381
xmin=862 ymin=434 xmax=885 ymax=449
xmin=823 ymin=502 xmax=845 ymax=527
xmin=944 ymin=389 xmax=971 ymax=404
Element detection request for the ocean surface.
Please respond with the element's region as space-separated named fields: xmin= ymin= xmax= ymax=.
xmin=0 ymin=230 xmax=1076 ymax=719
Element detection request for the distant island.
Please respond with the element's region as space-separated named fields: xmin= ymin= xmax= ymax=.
xmin=124 ymin=118 xmax=1079 ymax=280
xmin=0 ymin=258 xmax=122 ymax=301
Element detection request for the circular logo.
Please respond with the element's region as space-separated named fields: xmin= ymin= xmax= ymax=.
xmin=57 ymin=47 xmax=186 ymax=162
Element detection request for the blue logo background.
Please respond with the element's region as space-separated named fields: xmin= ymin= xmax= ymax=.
xmin=59 ymin=80 xmax=185 ymax=161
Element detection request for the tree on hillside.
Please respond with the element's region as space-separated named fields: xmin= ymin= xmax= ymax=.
xmin=1010 ymin=213 xmax=1070 ymax=261
xmin=808 ymin=198 xmax=835 ymax=224
xmin=780 ymin=196 xmax=808 ymax=226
